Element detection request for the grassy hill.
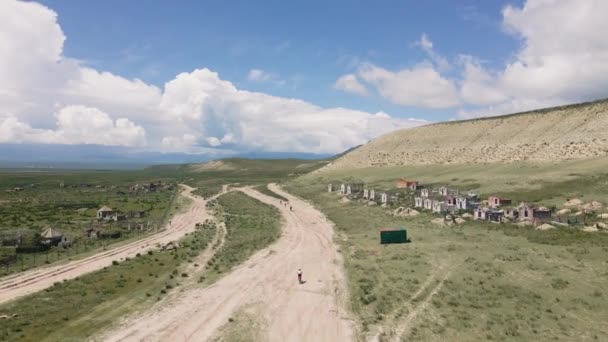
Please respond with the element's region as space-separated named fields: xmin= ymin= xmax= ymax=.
xmin=321 ymin=99 xmax=608 ymax=171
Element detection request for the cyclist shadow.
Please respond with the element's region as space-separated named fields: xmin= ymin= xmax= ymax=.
xmin=299 ymin=280 xmax=307 ymax=285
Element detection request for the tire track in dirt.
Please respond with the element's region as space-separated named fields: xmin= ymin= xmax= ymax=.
xmin=0 ymin=185 xmax=212 ymax=305
xmin=391 ymin=267 xmax=452 ymax=341
xmin=369 ymin=260 xmax=452 ymax=342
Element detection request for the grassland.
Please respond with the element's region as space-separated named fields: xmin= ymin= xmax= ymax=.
xmin=314 ymin=157 xmax=608 ymax=206
xmin=0 ymin=215 xmax=217 ymax=342
xmin=0 ymin=169 xmax=178 ymax=276
xmin=287 ymin=159 xmax=608 ymax=341
xmin=202 ymin=191 xmax=282 ymax=284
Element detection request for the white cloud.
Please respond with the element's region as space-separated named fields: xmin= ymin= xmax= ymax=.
xmin=357 ymin=63 xmax=460 ymax=108
xmin=155 ymin=68 xmax=430 ymax=153
xmin=246 ymin=68 xmax=285 ymax=86
xmin=247 ymin=69 xmax=272 ymax=82
xmin=333 ymin=74 xmax=368 ymax=96
xmin=0 ymin=0 xmax=428 ymax=154
xmin=499 ymin=0 xmax=608 ymax=101
xmin=458 ymin=55 xmax=508 ymax=106
xmin=459 ymin=0 xmax=608 ymax=118
xmin=0 ymin=106 xmax=146 ymax=146
xmin=416 ymin=33 xmax=451 ymax=71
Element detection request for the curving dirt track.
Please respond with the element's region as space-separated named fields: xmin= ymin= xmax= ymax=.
xmin=101 ymin=184 xmax=354 ymax=342
xmin=0 ymin=185 xmax=213 ymax=305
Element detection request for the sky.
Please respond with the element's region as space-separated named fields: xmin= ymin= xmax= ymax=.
xmin=1 ymin=0 xmax=607 ymax=157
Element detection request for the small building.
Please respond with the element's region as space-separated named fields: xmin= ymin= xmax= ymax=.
xmin=432 ymin=200 xmax=448 ymax=214
xmin=488 ymin=196 xmax=512 ymax=208
xmin=340 ymin=184 xmax=346 ymax=195
xmin=369 ymin=189 xmax=376 ymax=201
xmin=380 ymin=227 xmax=408 ymax=244
xmin=533 ymin=206 xmax=552 ymax=220
xmin=381 ymin=192 xmax=388 ymax=205
xmin=475 ymin=207 xmax=489 ymax=220
xmin=97 ymin=206 xmax=114 ymax=219
xmin=456 ymin=197 xmax=468 ymax=210
xmin=40 ymin=227 xmax=64 ymax=246
xmin=346 ymin=183 xmax=364 ymax=196
xmin=504 ymin=208 xmax=519 ymax=220
xmin=487 ymin=210 xmax=504 ymax=222
xmin=363 ymin=189 xmax=369 ymax=199
xmin=445 ymin=195 xmax=457 ymax=206
xmin=421 ymin=188 xmax=430 ymax=197
xmin=438 ymin=187 xmax=448 ymax=196
xmin=414 ymin=196 xmax=424 ymax=208
xmin=397 ymin=178 xmax=418 ymax=190
xmin=423 ymin=198 xmax=433 ymax=210
xmin=517 ymin=202 xmax=551 ymax=221
xmin=328 ymin=184 xmax=333 ymax=193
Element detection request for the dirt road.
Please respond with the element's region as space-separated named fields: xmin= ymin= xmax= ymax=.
xmin=102 ymin=184 xmax=354 ymax=342
xmin=0 ymin=185 xmax=212 ymax=305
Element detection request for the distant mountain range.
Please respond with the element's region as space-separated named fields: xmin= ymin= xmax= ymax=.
xmin=0 ymin=144 xmax=332 ymax=170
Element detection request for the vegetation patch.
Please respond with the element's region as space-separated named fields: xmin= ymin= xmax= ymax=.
xmin=285 ymin=171 xmax=608 ymax=340
xmin=0 ymin=219 xmax=216 ymax=342
xmin=203 ymin=191 xmax=281 ymax=284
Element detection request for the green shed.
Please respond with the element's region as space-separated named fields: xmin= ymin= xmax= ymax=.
xmin=380 ymin=227 xmax=408 ymax=244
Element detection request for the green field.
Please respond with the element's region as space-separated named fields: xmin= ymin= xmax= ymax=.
xmin=202 ymin=191 xmax=282 ymax=284
xmin=287 ymin=159 xmax=608 ymax=341
xmin=0 ymin=218 xmax=217 ymax=342
xmin=0 ymin=169 xmax=178 ymax=276
xmin=315 ymin=157 xmax=608 ymax=206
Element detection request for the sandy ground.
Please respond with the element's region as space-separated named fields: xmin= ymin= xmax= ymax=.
xmin=0 ymin=185 xmax=213 ymax=305
xmin=101 ymin=184 xmax=354 ymax=342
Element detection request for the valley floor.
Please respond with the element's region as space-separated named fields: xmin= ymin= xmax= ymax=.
xmin=286 ymin=174 xmax=608 ymax=341
xmin=0 ymin=185 xmax=210 ymax=305
xmin=100 ymin=185 xmax=354 ymax=342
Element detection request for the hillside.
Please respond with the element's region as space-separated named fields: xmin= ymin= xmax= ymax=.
xmin=187 ymin=158 xmax=329 ymax=174
xmin=321 ymin=99 xmax=608 ymax=171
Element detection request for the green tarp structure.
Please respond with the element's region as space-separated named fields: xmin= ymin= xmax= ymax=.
xmin=380 ymin=227 xmax=408 ymax=244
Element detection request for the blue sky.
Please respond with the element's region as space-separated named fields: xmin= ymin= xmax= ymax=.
xmin=1 ymin=0 xmax=606 ymax=156
xmin=39 ymin=0 xmax=520 ymax=121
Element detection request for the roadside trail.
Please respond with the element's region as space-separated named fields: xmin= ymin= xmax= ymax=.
xmin=0 ymin=185 xmax=214 ymax=305
xmin=102 ymin=184 xmax=354 ymax=342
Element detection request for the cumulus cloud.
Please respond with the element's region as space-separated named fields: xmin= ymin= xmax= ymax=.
xmin=357 ymin=63 xmax=460 ymax=108
xmin=0 ymin=0 xmax=428 ymax=154
xmin=459 ymin=0 xmax=608 ymax=117
xmin=458 ymin=55 xmax=508 ymax=106
xmin=0 ymin=106 xmax=146 ymax=146
xmin=333 ymin=74 xmax=368 ymax=96
xmin=333 ymin=1 xmax=608 ymax=119
xmin=156 ymin=69 xmax=430 ymax=153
